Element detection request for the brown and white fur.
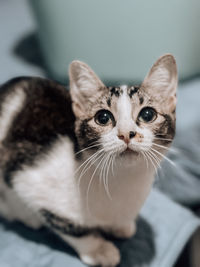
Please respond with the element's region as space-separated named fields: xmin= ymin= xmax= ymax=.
xmin=0 ymin=54 xmax=177 ymax=266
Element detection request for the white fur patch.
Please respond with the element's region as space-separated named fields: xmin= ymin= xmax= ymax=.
xmin=0 ymin=89 xmax=26 ymax=142
xmin=117 ymin=86 xmax=133 ymax=131
xmin=0 ymin=182 xmax=42 ymax=229
xmin=12 ymin=137 xmax=82 ymax=222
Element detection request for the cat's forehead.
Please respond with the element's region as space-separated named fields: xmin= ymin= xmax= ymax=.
xmin=86 ymin=84 xmax=148 ymax=117
xmin=108 ymin=85 xmax=139 ymax=98
xmin=106 ymin=85 xmax=145 ymax=108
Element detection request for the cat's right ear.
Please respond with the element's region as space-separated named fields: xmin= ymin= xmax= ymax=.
xmin=69 ymin=61 xmax=105 ymax=117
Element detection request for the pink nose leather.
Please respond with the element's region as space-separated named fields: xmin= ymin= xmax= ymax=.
xmin=118 ymin=134 xmax=130 ymax=144
xmin=118 ymin=131 xmax=136 ymax=144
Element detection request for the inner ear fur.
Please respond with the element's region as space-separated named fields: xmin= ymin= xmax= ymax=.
xmin=69 ymin=60 xmax=105 ymax=117
xmin=141 ymin=54 xmax=178 ymax=112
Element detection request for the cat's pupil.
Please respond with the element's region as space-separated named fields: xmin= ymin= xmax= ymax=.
xmin=138 ymin=107 xmax=157 ymax=122
xmin=95 ymin=110 xmax=112 ymax=125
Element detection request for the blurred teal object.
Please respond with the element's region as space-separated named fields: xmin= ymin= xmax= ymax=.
xmin=29 ymin=0 xmax=200 ymax=84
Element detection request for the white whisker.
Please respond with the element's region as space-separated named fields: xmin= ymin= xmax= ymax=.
xmin=152 ymin=142 xmax=178 ymax=154
xmin=153 ymin=137 xmax=173 ymax=142
xmin=150 ymin=147 xmax=176 ymax=167
xmin=78 ymin=149 xmax=103 ymax=179
xmin=99 ymin=153 xmax=108 ymax=197
xmin=75 ymin=142 xmax=101 ymax=155
xmin=75 ymin=148 xmax=103 ymax=174
xmin=101 ymin=153 xmax=110 ymax=199
xmin=78 ymin=150 xmax=104 ymax=189
xmin=155 ymin=133 xmax=173 ymax=136
xmin=86 ymin=152 xmax=106 ymax=212
xmin=111 ymin=153 xmax=115 ymax=177
xmin=105 ymin=153 xmax=113 ymax=200
xmin=148 ymin=149 xmax=162 ymax=168
xmin=141 ymin=151 xmax=149 ymax=169
xmin=145 ymin=151 xmax=158 ymax=174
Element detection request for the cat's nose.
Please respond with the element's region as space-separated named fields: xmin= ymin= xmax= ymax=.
xmin=129 ymin=131 xmax=136 ymax=138
xmin=118 ymin=131 xmax=136 ymax=144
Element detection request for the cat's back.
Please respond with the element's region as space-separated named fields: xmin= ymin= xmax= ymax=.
xmin=0 ymin=77 xmax=76 ymax=185
xmin=0 ymin=77 xmax=75 ymax=144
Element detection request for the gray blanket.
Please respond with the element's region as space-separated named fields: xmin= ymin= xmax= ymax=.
xmin=157 ymin=125 xmax=200 ymax=206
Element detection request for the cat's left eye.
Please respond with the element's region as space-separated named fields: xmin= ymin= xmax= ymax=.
xmin=138 ymin=107 xmax=157 ymax=123
xmin=94 ymin=110 xmax=114 ymax=126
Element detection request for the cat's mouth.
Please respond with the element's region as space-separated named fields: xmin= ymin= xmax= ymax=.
xmin=120 ymin=147 xmax=138 ymax=157
xmin=125 ymin=147 xmax=133 ymax=153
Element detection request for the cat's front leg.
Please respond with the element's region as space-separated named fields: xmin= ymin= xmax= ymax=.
xmin=41 ymin=210 xmax=120 ymax=267
xmin=60 ymin=234 xmax=120 ymax=267
xmin=106 ymin=221 xmax=136 ymax=239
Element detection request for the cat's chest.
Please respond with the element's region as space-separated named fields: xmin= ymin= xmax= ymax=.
xmin=76 ymin=159 xmax=155 ymax=225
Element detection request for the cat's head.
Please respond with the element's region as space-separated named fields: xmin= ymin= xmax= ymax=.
xmin=69 ymin=54 xmax=177 ymax=161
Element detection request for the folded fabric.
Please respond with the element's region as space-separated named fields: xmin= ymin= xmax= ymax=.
xmin=140 ymin=189 xmax=200 ymax=267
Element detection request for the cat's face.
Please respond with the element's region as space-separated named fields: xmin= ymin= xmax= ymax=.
xmin=69 ymin=55 xmax=177 ymax=161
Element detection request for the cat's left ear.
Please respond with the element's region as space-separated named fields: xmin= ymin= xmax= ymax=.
xmin=142 ymin=54 xmax=178 ymax=111
xmin=69 ymin=60 xmax=105 ymax=117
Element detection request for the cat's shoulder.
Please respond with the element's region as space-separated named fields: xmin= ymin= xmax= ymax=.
xmin=0 ymin=76 xmax=76 ymax=145
xmin=0 ymin=76 xmax=70 ymax=102
xmin=0 ymin=77 xmax=77 ymax=186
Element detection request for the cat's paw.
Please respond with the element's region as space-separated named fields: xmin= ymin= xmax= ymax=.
xmin=80 ymin=239 xmax=120 ymax=267
xmin=110 ymin=222 xmax=136 ymax=239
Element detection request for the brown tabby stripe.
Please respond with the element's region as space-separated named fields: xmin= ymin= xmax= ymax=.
xmin=41 ymin=209 xmax=97 ymax=237
xmin=107 ymin=85 xmax=141 ymax=107
xmin=139 ymin=96 xmax=144 ymax=105
xmin=155 ymin=114 xmax=175 ymax=142
xmin=41 ymin=209 xmax=128 ymax=239
xmin=76 ymin=119 xmax=101 ymax=149
xmin=110 ymin=87 xmax=123 ymax=97
xmin=107 ymin=97 xmax=111 ymax=107
xmin=128 ymin=86 xmax=139 ymax=98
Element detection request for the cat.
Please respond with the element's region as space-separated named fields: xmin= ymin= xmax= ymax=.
xmin=0 ymin=54 xmax=177 ymax=267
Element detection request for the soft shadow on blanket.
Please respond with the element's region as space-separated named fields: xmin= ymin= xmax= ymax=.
xmin=0 ymin=216 xmax=155 ymax=267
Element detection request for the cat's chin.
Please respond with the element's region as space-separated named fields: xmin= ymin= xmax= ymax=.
xmin=117 ymin=148 xmax=141 ymax=167
xmin=119 ymin=148 xmax=139 ymax=158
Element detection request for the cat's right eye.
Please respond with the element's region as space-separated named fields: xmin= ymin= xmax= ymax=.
xmin=94 ymin=109 xmax=114 ymax=126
